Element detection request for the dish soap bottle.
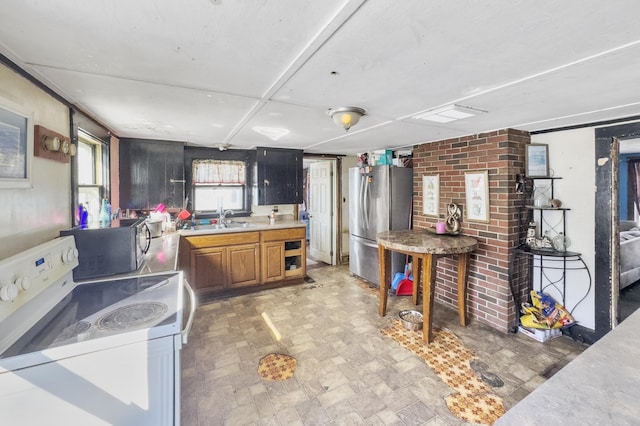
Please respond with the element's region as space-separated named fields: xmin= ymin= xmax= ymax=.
xmin=98 ymin=199 xmax=111 ymax=226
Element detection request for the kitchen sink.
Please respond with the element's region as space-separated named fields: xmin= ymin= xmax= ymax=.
xmin=227 ymin=221 xmax=257 ymax=228
xmin=193 ymin=221 xmax=257 ymax=231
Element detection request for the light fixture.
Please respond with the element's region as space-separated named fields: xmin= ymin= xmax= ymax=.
xmin=42 ymin=135 xmax=61 ymax=151
xmin=216 ymin=143 xmax=230 ymax=151
xmin=328 ymin=106 xmax=366 ymax=131
xmin=412 ymin=104 xmax=485 ymax=123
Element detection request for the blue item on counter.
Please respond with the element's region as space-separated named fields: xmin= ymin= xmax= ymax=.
xmin=78 ymin=204 xmax=88 ymax=228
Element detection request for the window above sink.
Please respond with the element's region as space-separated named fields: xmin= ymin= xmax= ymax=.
xmin=192 ymin=159 xmax=246 ymax=213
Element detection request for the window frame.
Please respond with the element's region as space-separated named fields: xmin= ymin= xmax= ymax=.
xmin=191 ymin=159 xmax=247 ymax=214
xmin=72 ymin=129 xmax=110 ymax=225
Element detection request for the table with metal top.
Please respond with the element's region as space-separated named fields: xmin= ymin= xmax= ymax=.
xmin=377 ymin=229 xmax=478 ymax=343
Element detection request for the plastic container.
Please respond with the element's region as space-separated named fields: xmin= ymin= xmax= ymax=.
xmin=146 ymin=219 xmax=163 ymax=238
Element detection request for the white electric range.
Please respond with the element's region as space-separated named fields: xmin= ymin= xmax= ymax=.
xmin=0 ymin=236 xmax=196 ymax=425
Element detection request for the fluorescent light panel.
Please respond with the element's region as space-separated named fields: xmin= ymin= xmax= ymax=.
xmin=413 ymin=104 xmax=483 ymax=123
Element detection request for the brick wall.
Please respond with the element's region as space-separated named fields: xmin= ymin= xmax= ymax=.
xmin=412 ymin=128 xmax=530 ymax=332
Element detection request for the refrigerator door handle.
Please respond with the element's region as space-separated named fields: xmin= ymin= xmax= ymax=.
xmin=363 ymin=176 xmax=370 ymax=230
xmin=360 ymin=175 xmax=367 ymax=228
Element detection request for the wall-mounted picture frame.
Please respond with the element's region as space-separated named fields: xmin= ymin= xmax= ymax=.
xmin=422 ymin=174 xmax=439 ymax=217
xmin=464 ymin=170 xmax=490 ymax=223
xmin=525 ymin=143 xmax=549 ymax=178
xmin=0 ymin=97 xmax=33 ymax=189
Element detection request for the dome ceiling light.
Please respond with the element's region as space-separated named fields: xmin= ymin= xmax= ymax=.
xmin=328 ymin=106 xmax=366 ymax=131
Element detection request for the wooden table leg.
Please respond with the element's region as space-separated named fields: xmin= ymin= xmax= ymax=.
xmin=412 ymin=256 xmax=420 ymax=306
xmin=378 ymin=244 xmax=391 ymax=316
xmin=457 ymin=253 xmax=470 ymax=326
xmin=422 ymin=254 xmax=437 ymax=343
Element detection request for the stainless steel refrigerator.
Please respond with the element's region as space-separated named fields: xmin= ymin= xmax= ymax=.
xmin=349 ymin=166 xmax=413 ymax=286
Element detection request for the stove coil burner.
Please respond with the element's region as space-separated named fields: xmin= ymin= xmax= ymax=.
xmin=52 ymin=321 xmax=92 ymax=346
xmin=97 ymin=302 xmax=169 ymax=331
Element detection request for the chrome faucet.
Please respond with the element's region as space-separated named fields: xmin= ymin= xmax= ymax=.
xmin=218 ymin=207 xmax=234 ymax=227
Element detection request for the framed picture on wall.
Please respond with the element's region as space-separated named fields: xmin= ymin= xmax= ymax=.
xmin=525 ymin=143 xmax=549 ymax=178
xmin=422 ymin=174 xmax=439 ymax=217
xmin=0 ymin=97 xmax=33 ymax=189
xmin=464 ymin=170 xmax=490 ymax=223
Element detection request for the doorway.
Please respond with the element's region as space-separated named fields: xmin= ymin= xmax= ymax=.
xmin=594 ymin=121 xmax=640 ymax=341
xmin=303 ymin=157 xmax=339 ymax=266
xmin=618 ymin=138 xmax=640 ymax=321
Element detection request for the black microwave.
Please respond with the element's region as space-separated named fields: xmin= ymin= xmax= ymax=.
xmin=60 ymin=218 xmax=151 ymax=280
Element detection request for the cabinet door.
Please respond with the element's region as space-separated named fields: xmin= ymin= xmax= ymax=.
xmin=256 ymin=147 xmax=303 ymax=205
xmin=228 ymin=243 xmax=260 ymax=288
xmin=119 ymin=139 xmax=184 ymax=209
xmin=192 ymin=247 xmax=227 ymax=291
xmin=262 ymin=241 xmax=285 ymax=282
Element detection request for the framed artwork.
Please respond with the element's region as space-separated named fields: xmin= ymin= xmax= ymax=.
xmin=422 ymin=174 xmax=439 ymax=217
xmin=525 ymin=143 xmax=549 ymax=177
xmin=0 ymin=98 xmax=33 ymax=189
xmin=465 ymin=170 xmax=490 ymax=223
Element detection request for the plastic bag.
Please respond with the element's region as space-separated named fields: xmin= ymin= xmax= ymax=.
xmin=520 ymin=291 xmax=574 ymax=329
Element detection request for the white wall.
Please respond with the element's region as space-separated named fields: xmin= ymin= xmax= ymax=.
xmin=531 ymin=128 xmax=596 ymax=329
xmin=0 ymin=65 xmax=71 ymax=259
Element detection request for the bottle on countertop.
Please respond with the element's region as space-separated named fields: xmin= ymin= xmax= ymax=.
xmin=78 ymin=204 xmax=88 ymax=228
xmin=98 ymin=198 xmax=111 ymax=226
xmin=269 ymin=210 xmax=276 ymax=225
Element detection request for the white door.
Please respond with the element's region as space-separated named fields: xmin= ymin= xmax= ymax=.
xmin=308 ymin=161 xmax=334 ymax=264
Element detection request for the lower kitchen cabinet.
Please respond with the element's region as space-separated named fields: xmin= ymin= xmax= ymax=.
xmin=262 ymin=242 xmax=285 ymax=282
xmin=261 ymin=227 xmax=306 ymax=282
xmin=178 ymin=226 xmax=306 ymax=294
xmin=227 ymin=244 xmax=260 ymax=288
xmin=191 ymin=247 xmax=226 ymax=292
xmin=182 ymin=232 xmax=260 ymax=292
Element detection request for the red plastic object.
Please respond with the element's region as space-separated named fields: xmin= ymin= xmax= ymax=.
xmin=396 ymin=277 xmax=413 ymax=296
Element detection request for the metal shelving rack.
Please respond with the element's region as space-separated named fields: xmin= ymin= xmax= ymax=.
xmin=509 ymin=177 xmax=591 ymax=332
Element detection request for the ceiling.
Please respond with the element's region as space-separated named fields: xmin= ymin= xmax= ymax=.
xmin=1 ymin=1 xmax=640 ymax=155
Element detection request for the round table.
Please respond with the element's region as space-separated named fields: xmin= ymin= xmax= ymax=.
xmin=377 ymin=229 xmax=478 ymax=343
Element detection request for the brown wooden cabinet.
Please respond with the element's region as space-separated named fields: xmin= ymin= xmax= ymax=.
xmin=181 ymin=231 xmax=260 ymax=292
xmin=179 ymin=226 xmax=305 ymax=294
xmin=191 ymin=247 xmax=226 ymax=292
xmin=261 ymin=227 xmax=306 ymax=282
xmin=262 ymin=241 xmax=285 ymax=282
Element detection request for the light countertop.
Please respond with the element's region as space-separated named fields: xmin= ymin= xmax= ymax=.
xmin=496 ymin=309 xmax=640 ymax=425
xmin=98 ymin=219 xmax=306 ymax=280
xmin=177 ymin=219 xmax=306 ymax=237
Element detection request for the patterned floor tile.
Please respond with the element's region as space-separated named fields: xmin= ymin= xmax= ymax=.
xmin=181 ymin=264 xmax=586 ymax=425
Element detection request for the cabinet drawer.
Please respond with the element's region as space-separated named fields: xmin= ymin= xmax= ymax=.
xmin=261 ymin=227 xmax=305 ymax=242
xmin=186 ymin=231 xmax=260 ymax=248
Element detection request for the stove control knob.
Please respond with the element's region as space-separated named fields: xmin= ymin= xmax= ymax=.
xmin=15 ymin=276 xmax=31 ymax=291
xmin=0 ymin=284 xmax=18 ymax=302
xmin=63 ymin=248 xmax=79 ymax=263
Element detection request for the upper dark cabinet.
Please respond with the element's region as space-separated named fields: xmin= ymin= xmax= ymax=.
xmin=255 ymin=147 xmax=303 ymax=205
xmin=119 ymin=139 xmax=184 ymax=209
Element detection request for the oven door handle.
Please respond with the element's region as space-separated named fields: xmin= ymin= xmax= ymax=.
xmin=181 ymin=279 xmax=197 ymax=345
xmin=142 ymin=223 xmax=152 ymax=254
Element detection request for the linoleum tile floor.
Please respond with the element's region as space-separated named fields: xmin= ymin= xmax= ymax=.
xmin=181 ymin=264 xmax=586 ymax=425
